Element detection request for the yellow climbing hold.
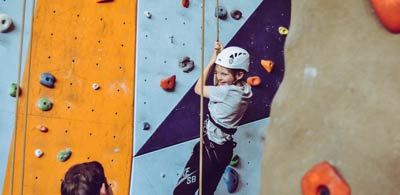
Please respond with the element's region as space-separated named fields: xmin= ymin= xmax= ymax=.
xmin=278 ymin=26 xmax=289 ymax=35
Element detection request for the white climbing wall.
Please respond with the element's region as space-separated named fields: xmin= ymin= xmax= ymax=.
xmin=132 ymin=0 xmax=268 ymax=194
xmin=0 ymin=0 xmax=34 ymax=192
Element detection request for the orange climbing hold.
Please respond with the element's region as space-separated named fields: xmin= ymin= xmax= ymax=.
xmin=302 ymin=161 xmax=351 ymax=195
xmin=160 ymin=75 xmax=176 ymax=91
xmin=182 ymin=0 xmax=189 ymax=8
xmin=370 ymin=0 xmax=400 ymax=33
xmin=261 ymin=60 xmax=274 ymax=73
xmin=246 ymin=76 xmax=261 ymax=87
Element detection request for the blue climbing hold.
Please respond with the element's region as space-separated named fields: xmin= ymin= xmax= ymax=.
xmin=40 ymin=72 xmax=56 ymax=88
xmin=223 ymin=166 xmax=239 ymax=193
xmin=38 ymin=98 xmax=53 ymax=111
xmin=215 ymin=6 xmax=228 ymax=20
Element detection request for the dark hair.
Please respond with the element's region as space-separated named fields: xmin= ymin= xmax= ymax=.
xmin=61 ymin=161 xmax=107 ymax=195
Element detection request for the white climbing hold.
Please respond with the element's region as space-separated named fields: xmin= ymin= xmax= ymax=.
xmin=304 ymin=65 xmax=318 ymax=78
xmin=92 ymin=83 xmax=100 ymax=90
xmin=35 ymin=149 xmax=44 ymax=158
xmin=0 ymin=13 xmax=13 ymax=33
xmin=144 ymin=11 xmax=152 ymax=19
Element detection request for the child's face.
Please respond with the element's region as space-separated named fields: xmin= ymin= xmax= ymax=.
xmin=215 ymin=64 xmax=236 ymax=86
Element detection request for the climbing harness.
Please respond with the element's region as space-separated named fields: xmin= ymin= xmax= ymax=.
xmin=10 ymin=0 xmax=35 ymax=194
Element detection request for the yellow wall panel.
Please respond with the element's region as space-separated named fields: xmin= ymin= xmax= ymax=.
xmin=3 ymin=0 xmax=136 ymax=194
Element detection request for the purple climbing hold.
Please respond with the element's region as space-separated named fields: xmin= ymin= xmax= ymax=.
xmin=223 ymin=166 xmax=239 ymax=193
xmin=230 ymin=10 xmax=242 ymax=20
xmin=179 ymin=57 xmax=195 ymax=73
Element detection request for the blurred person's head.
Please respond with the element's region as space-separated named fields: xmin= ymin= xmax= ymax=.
xmin=61 ymin=161 xmax=112 ymax=195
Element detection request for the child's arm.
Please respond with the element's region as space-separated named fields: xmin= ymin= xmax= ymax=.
xmin=194 ymin=42 xmax=222 ymax=97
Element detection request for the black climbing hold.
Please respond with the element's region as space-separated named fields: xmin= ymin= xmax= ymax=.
xmin=143 ymin=122 xmax=151 ymax=130
xmin=40 ymin=72 xmax=56 ymax=88
xmin=179 ymin=57 xmax=195 ymax=73
xmin=318 ymin=186 xmax=330 ymax=195
xmin=215 ymin=6 xmax=228 ymax=20
xmin=38 ymin=98 xmax=53 ymax=111
xmin=230 ymin=10 xmax=242 ymax=20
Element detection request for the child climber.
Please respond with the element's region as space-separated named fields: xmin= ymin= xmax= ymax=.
xmin=173 ymin=41 xmax=253 ymax=195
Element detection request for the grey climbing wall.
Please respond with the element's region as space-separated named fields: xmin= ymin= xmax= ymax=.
xmin=131 ymin=0 xmax=283 ymax=194
xmin=0 ymin=0 xmax=34 ymax=192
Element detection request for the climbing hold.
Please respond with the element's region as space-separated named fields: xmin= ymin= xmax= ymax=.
xmin=302 ymin=161 xmax=351 ymax=195
xmin=160 ymin=75 xmax=176 ymax=91
xmin=370 ymin=0 xmax=400 ymax=33
xmin=161 ymin=173 xmax=166 ymax=178
xmin=278 ymin=26 xmax=289 ymax=35
xmin=143 ymin=122 xmax=151 ymax=130
xmin=38 ymin=98 xmax=53 ymax=111
xmin=223 ymin=166 xmax=239 ymax=193
xmin=215 ymin=6 xmax=228 ymax=20
xmin=9 ymin=83 xmax=20 ymax=97
xmin=92 ymin=83 xmax=100 ymax=90
xmin=0 ymin=13 xmax=13 ymax=33
xmin=96 ymin=0 xmax=113 ymax=3
xmin=181 ymin=0 xmax=189 ymax=8
xmin=229 ymin=154 xmax=240 ymax=167
xmin=57 ymin=148 xmax=72 ymax=162
xmin=246 ymin=76 xmax=262 ymax=87
xmin=169 ymin=35 xmax=174 ymax=44
xmin=40 ymin=72 xmax=56 ymax=88
xmin=261 ymin=60 xmax=274 ymax=73
xmin=230 ymin=10 xmax=242 ymax=20
xmin=144 ymin=11 xmax=152 ymax=19
xmin=36 ymin=125 xmax=48 ymax=133
xmin=34 ymin=149 xmax=44 ymax=158
xmin=179 ymin=57 xmax=195 ymax=73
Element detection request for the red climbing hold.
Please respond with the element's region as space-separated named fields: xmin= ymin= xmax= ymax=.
xmin=246 ymin=76 xmax=261 ymax=87
xmin=182 ymin=0 xmax=189 ymax=8
xmin=36 ymin=125 xmax=48 ymax=133
xmin=261 ymin=60 xmax=274 ymax=73
xmin=370 ymin=0 xmax=400 ymax=33
xmin=302 ymin=161 xmax=351 ymax=195
xmin=160 ymin=75 xmax=176 ymax=91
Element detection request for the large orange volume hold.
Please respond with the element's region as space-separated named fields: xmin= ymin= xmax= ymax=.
xmin=370 ymin=0 xmax=400 ymax=33
xmin=302 ymin=161 xmax=351 ymax=195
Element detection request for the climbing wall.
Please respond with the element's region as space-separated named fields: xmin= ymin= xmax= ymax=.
xmin=0 ymin=0 xmax=35 ymax=192
xmin=132 ymin=0 xmax=290 ymax=194
xmin=261 ymin=0 xmax=400 ymax=194
xmin=2 ymin=0 xmax=136 ymax=194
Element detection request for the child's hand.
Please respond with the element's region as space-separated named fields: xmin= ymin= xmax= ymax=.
xmin=214 ymin=41 xmax=223 ymax=52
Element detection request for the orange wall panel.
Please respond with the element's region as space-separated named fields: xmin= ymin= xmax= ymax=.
xmin=3 ymin=0 xmax=136 ymax=194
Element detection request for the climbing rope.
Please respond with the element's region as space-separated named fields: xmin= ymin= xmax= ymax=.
xmin=199 ymin=0 xmax=205 ymax=193
xmin=199 ymin=0 xmax=220 ymax=194
xmin=10 ymin=0 xmax=34 ymax=194
xmin=19 ymin=1 xmax=36 ymax=194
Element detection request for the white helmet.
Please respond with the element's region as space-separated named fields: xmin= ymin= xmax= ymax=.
xmin=216 ymin=46 xmax=250 ymax=72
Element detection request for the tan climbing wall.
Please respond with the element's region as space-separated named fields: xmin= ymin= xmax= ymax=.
xmin=3 ymin=0 xmax=136 ymax=194
xmin=261 ymin=0 xmax=400 ymax=194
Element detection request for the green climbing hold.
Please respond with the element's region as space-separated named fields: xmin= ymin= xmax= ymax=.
xmin=9 ymin=83 xmax=20 ymax=97
xmin=38 ymin=98 xmax=53 ymax=111
xmin=57 ymin=148 xmax=72 ymax=162
xmin=230 ymin=154 xmax=240 ymax=167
